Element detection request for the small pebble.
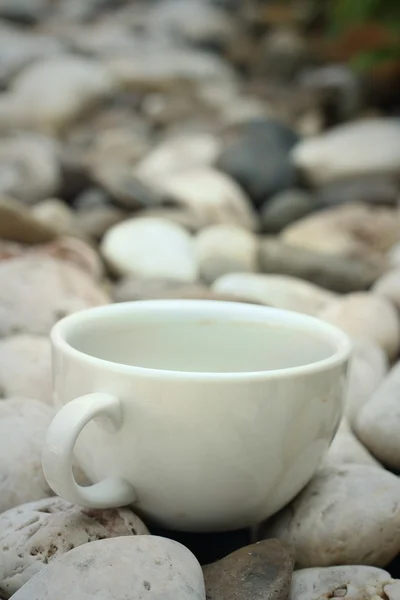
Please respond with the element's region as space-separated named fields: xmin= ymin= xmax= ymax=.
xmin=259 ymin=238 xmax=382 ymax=293
xmin=316 ymin=175 xmax=400 ymax=209
xmin=282 ymin=203 xmax=400 ymax=259
xmin=135 ymin=132 xmax=221 ymax=184
xmin=216 ymin=118 xmax=299 ymax=205
xmin=292 ymin=118 xmax=400 ymax=185
xmin=101 ymin=217 xmax=198 ymax=281
xmin=260 ymin=189 xmax=316 ymax=233
xmin=195 ymin=224 xmax=259 ymax=283
xmin=152 ymin=167 xmax=258 ymax=230
xmin=0 ymin=134 xmax=61 ymax=204
xmin=9 ymin=55 xmax=116 ymax=132
xmin=0 ymin=196 xmax=56 ymax=244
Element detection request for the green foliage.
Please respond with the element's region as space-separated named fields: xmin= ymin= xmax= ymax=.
xmin=330 ymin=0 xmax=381 ymax=33
xmin=330 ymin=0 xmax=400 ymax=32
xmin=328 ymin=0 xmax=400 ymax=72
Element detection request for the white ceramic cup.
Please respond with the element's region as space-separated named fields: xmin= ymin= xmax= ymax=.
xmin=42 ymin=300 xmax=351 ymax=532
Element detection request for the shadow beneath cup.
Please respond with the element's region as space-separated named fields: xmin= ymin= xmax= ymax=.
xmin=150 ymin=526 xmax=253 ymax=565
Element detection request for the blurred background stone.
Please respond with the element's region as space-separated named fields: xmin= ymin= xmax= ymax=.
xmin=1 ymin=0 xmax=400 ymax=594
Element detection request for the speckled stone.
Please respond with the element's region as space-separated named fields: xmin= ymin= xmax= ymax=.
xmin=0 ymin=497 xmax=148 ymax=598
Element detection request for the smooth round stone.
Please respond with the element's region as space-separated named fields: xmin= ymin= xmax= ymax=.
xmin=282 ymin=203 xmax=400 ymax=259
xmin=257 ymin=27 xmax=308 ymax=81
xmin=373 ymin=269 xmax=400 ymax=311
xmin=213 ymin=273 xmax=336 ymax=315
xmin=0 ymin=23 xmax=63 ymax=84
xmin=291 ymin=118 xmax=400 ymax=186
xmin=148 ymin=0 xmax=234 ymax=48
xmin=76 ymin=205 xmax=127 ymax=241
xmin=0 ymin=335 xmax=52 ymax=405
xmin=323 ymin=419 xmax=380 ymax=468
xmin=74 ymin=187 xmax=110 ymax=211
xmin=0 ymin=255 xmax=109 ymax=336
xmin=220 ymin=96 xmax=271 ymax=128
xmin=38 ymin=236 xmax=104 ymax=281
xmin=101 ymin=217 xmax=198 ymax=281
xmin=54 ymin=0 xmax=120 ymax=21
xmin=135 ymin=133 xmax=221 ymax=185
xmin=216 ymin=118 xmax=299 ymax=205
xmin=0 ymin=134 xmax=61 ymax=204
xmin=289 ymin=565 xmax=396 ymax=600
xmin=295 ymin=109 xmax=324 ymax=138
xmin=54 ymin=18 xmax=142 ymax=55
xmin=31 ymin=199 xmax=79 ymax=238
xmin=106 ymin=44 xmax=233 ymax=92
xmin=319 ymin=292 xmax=400 ymax=359
xmin=10 ymin=55 xmax=115 ymax=132
xmin=259 ymin=238 xmax=382 ymax=293
xmin=316 ymin=175 xmax=400 ymax=208
xmin=346 ymin=339 xmax=388 ymax=430
xmin=357 ymin=361 xmax=400 ymax=470
xmin=195 ymin=225 xmax=259 ymax=284
xmin=92 ymin=170 xmax=164 ymax=210
xmin=262 ymin=465 xmax=400 ymax=567
xmin=0 ymin=196 xmax=56 ymax=244
xmin=203 ymin=539 xmax=294 ymax=600
xmin=12 ymin=536 xmax=206 ymax=600
xmin=0 ymin=497 xmax=148 ymax=598
xmin=87 ymin=123 xmax=150 ymax=186
xmin=197 ymin=80 xmax=270 ymax=127
xmin=0 ymin=398 xmax=53 ymax=514
xmin=152 ymin=168 xmax=258 ymax=231
xmin=112 ymin=277 xmax=262 ymax=304
xmin=282 ymin=212 xmax=367 ymax=259
xmin=260 ymin=189 xmax=316 ymax=233
xmin=134 ymin=207 xmax=206 ymax=234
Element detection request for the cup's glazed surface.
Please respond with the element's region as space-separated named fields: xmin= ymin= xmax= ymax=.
xmin=43 ymin=300 xmax=351 ymax=532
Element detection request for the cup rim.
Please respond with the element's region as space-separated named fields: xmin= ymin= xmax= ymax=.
xmin=51 ymin=300 xmax=352 ymax=381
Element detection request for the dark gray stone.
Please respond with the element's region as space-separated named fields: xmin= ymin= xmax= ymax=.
xmin=216 ymin=118 xmax=299 ymax=206
xmin=0 ymin=0 xmax=48 ymax=23
xmin=261 ymin=189 xmax=316 ymax=232
xmin=94 ymin=172 xmax=165 ymax=209
xmin=203 ymin=538 xmax=294 ymax=600
xmin=317 ymin=175 xmax=400 ymax=209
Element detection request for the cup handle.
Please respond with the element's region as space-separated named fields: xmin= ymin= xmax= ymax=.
xmin=42 ymin=392 xmax=136 ymax=508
